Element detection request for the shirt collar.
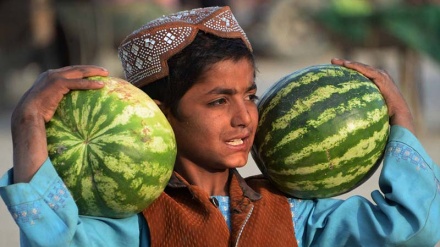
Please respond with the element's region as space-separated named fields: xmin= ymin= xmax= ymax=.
xmin=166 ymin=169 xmax=262 ymax=201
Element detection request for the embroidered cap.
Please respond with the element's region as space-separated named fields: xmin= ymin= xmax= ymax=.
xmin=118 ymin=6 xmax=252 ymax=88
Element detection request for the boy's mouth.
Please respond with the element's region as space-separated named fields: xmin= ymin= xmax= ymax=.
xmin=226 ymin=138 xmax=244 ymax=146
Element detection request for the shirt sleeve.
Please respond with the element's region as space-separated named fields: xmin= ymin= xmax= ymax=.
xmin=0 ymin=158 xmax=150 ymax=247
xmin=290 ymin=125 xmax=440 ymax=247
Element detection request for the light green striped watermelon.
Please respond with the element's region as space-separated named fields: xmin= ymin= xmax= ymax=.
xmin=46 ymin=76 xmax=176 ymax=218
xmin=252 ymin=64 xmax=389 ymax=199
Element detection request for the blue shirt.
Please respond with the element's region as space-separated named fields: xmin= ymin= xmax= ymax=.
xmin=1 ymin=126 xmax=440 ymax=246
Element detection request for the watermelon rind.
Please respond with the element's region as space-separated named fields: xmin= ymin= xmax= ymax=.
xmin=46 ymin=76 xmax=176 ymax=218
xmin=252 ymin=64 xmax=389 ymax=199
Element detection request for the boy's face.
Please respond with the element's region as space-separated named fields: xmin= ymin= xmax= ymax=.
xmin=166 ymin=58 xmax=258 ymax=172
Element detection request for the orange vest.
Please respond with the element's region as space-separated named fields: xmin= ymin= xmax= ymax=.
xmin=143 ymin=170 xmax=298 ymax=247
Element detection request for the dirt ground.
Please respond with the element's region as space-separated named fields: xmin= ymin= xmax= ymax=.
xmin=1 ymin=53 xmax=439 ymax=246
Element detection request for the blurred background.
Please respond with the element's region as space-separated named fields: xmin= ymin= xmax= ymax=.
xmin=1 ymin=0 xmax=439 ymax=246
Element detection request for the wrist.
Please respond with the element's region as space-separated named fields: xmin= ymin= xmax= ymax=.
xmin=389 ymin=111 xmax=415 ymax=134
xmin=11 ymin=106 xmax=46 ymax=133
xmin=11 ymin=109 xmax=49 ymax=183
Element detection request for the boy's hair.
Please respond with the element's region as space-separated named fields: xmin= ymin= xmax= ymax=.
xmin=140 ymin=31 xmax=255 ymax=117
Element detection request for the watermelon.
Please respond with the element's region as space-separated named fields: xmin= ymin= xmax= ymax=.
xmin=252 ymin=64 xmax=389 ymax=199
xmin=46 ymin=76 xmax=176 ymax=218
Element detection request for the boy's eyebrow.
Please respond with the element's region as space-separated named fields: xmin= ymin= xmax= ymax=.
xmin=248 ymin=83 xmax=257 ymax=91
xmin=207 ymin=83 xmax=257 ymax=95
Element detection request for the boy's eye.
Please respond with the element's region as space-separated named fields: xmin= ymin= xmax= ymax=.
xmin=248 ymin=94 xmax=259 ymax=103
xmin=209 ymin=98 xmax=227 ymax=106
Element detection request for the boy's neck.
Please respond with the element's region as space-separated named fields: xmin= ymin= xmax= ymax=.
xmin=174 ymin=160 xmax=230 ymax=196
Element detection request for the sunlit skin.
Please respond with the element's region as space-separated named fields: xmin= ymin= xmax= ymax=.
xmin=161 ymin=58 xmax=259 ymax=196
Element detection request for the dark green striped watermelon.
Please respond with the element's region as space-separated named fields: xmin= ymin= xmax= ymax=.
xmin=252 ymin=64 xmax=389 ymax=199
xmin=46 ymin=76 xmax=176 ymax=218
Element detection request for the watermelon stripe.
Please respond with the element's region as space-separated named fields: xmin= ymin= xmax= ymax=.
xmin=277 ymin=106 xmax=387 ymax=165
xmin=257 ymin=77 xmax=381 ymax=151
xmin=268 ymin=121 xmax=388 ymax=178
xmin=272 ymin=107 xmax=387 ymax=164
xmin=275 ymin=148 xmax=383 ymax=197
xmin=259 ymin=81 xmax=380 ymax=128
xmin=258 ymin=67 xmax=362 ymax=125
xmin=270 ymin=82 xmax=374 ymax=130
xmin=262 ymin=93 xmax=386 ymax=157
